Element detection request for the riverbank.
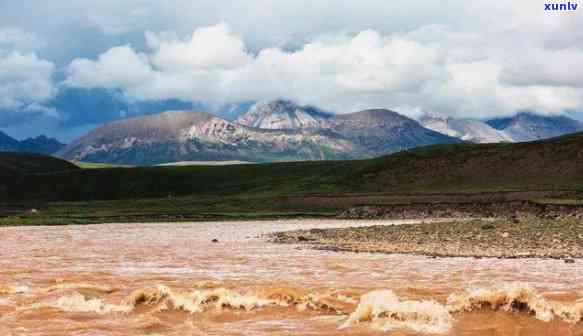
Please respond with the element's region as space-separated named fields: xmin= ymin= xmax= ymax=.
xmin=270 ymin=217 xmax=583 ymax=259
xmin=338 ymin=200 xmax=583 ymax=220
xmin=3 ymin=191 xmax=583 ymax=227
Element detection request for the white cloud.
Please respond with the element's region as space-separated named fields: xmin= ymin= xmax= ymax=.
xmin=66 ymin=46 xmax=153 ymax=91
xmin=0 ymin=27 xmax=43 ymax=50
xmin=147 ymin=23 xmax=252 ymax=72
xmin=0 ymin=51 xmax=56 ymax=111
xmin=34 ymin=0 xmax=463 ymax=48
xmin=66 ymin=25 xmax=450 ymax=108
xmin=501 ymin=47 xmax=583 ymax=88
xmin=2 ymin=0 xmax=582 ymax=140
xmin=0 ymin=28 xmax=55 ymax=116
xmin=65 ymin=20 xmax=583 ymax=119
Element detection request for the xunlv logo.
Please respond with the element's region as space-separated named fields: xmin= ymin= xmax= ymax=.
xmin=545 ymin=2 xmax=579 ymax=10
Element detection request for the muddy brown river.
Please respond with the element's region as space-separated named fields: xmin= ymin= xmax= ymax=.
xmin=1 ymin=219 xmax=583 ymax=335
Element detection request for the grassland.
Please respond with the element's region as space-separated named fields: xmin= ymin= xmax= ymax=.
xmin=6 ymin=159 xmax=362 ymax=201
xmin=72 ymin=161 xmax=134 ymax=169
xmin=156 ymin=160 xmax=252 ymax=166
xmin=0 ymin=152 xmax=78 ymax=177
xmin=0 ymin=195 xmax=342 ymax=226
xmin=2 ymin=132 xmax=583 ymax=226
xmin=74 ymin=160 xmax=251 ymax=168
xmin=9 ymin=132 xmax=583 ymax=202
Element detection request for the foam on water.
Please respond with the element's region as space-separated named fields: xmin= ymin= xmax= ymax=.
xmin=42 ymin=283 xmax=117 ymax=294
xmin=43 ymin=292 xmax=133 ymax=314
xmin=124 ymin=285 xmax=350 ymax=314
xmin=31 ymin=285 xmax=351 ymax=317
xmin=341 ymin=290 xmax=453 ymax=334
xmin=0 ymin=284 xmax=29 ymax=295
xmin=447 ymin=284 xmax=583 ymax=324
xmin=130 ymin=286 xmax=275 ymax=313
xmin=13 ymin=282 xmax=583 ymax=334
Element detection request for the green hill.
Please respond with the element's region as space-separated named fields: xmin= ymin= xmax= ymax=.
xmin=348 ymin=132 xmax=583 ymax=193
xmin=3 ymin=132 xmax=583 ymax=202
xmin=0 ymin=152 xmax=79 ymax=197
xmin=0 ymin=152 xmax=79 ymax=178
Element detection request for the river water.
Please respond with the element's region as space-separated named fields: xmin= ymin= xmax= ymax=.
xmin=1 ymin=219 xmax=583 ymax=335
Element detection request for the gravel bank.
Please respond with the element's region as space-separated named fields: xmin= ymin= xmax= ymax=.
xmin=270 ymin=218 xmax=583 ymax=259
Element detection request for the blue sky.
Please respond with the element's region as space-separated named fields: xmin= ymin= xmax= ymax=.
xmin=0 ymin=0 xmax=582 ymax=141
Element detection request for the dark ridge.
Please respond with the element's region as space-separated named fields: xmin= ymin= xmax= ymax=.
xmin=0 ymin=152 xmax=78 ymax=175
xmin=4 ymin=131 xmax=583 ymax=202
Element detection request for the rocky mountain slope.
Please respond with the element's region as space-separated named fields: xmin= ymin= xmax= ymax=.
xmin=486 ymin=112 xmax=583 ymax=142
xmin=237 ymin=100 xmax=459 ymax=156
xmin=236 ymin=100 xmax=333 ymax=130
xmin=419 ymin=115 xmax=513 ymax=143
xmin=330 ymin=109 xmax=459 ymax=154
xmin=58 ymin=103 xmax=460 ymax=165
xmin=58 ymin=111 xmax=359 ymax=165
xmin=420 ymin=112 xmax=583 ymax=144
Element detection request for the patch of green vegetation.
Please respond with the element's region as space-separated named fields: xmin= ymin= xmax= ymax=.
xmin=4 ymin=159 xmax=360 ymax=201
xmin=4 ymin=133 xmax=583 ymax=226
xmin=346 ymin=133 xmax=583 ymax=193
xmin=0 ymin=195 xmax=339 ymax=227
xmin=73 ymin=161 xmax=134 ymax=169
xmin=156 ymin=160 xmax=253 ymax=166
xmin=6 ymin=133 xmax=583 ymax=202
xmin=531 ymin=198 xmax=583 ymax=206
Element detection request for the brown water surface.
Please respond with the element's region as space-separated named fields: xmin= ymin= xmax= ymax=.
xmin=1 ymin=219 xmax=583 ymax=335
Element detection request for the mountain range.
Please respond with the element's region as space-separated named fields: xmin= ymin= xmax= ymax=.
xmin=420 ymin=112 xmax=583 ymax=143
xmin=58 ymin=100 xmax=459 ymax=165
xmin=486 ymin=112 xmax=583 ymax=141
xmin=56 ymin=99 xmax=583 ymax=165
xmin=0 ymin=132 xmax=65 ymax=155
xmin=58 ymin=110 xmax=358 ymax=164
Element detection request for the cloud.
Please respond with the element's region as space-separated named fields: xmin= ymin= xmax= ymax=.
xmin=500 ymin=48 xmax=583 ymax=88
xmin=0 ymin=27 xmax=44 ymax=51
xmin=0 ymin=0 xmax=525 ymax=68
xmin=146 ymin=23 xmax=252 ymax=72
xmin=0 ymin=51 xmax=56 ymax=111
xmin=64 ymin=20 xmax=583 ymax=119
xmin=2 ymin=0 xmax=460 ymax=49
xmin=65 ymin=25 xmax=451 ymax=109
xmin=65 ymin=24 xmax=251 ymax=103
xmin=66 ymin=46 xmax=153 ymax=92
xmin=0 ymin=27 xmax=57 ymax=124
xmin=0 ymin=0 xmax=581 ymax=140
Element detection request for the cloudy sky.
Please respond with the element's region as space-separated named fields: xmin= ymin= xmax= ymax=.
xmin=0 ymin=0 xmax=582 ymax=141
